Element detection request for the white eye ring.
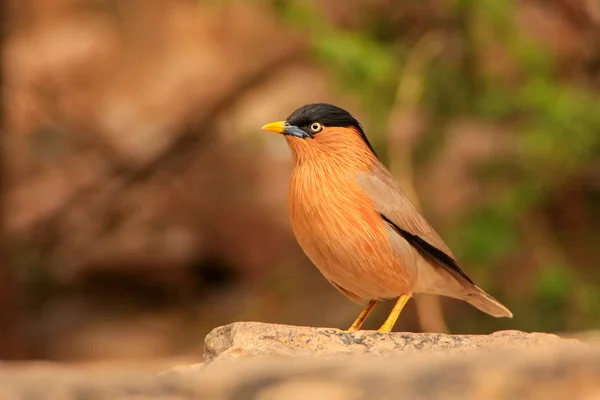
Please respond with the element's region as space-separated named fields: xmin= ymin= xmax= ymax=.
xmin=310 ymin=122 xmax=323 ymax=133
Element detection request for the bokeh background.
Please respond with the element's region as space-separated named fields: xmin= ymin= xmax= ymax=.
xmin=1 ymin=0 xmax=599 ymax=363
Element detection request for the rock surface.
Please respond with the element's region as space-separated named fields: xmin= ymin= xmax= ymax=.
xmin=203 ymin=321 xmax=584 ymax=363
xmin=1 ymin=343 xmax=600 ymax=399
xmin=0 ymin=323 xmax=598 ymax=400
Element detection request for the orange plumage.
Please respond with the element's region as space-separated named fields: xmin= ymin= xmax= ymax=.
xmin=286 ymin=127 xmax=410 ymax=302
xmin=262 ymin=103 xmax=512 ymax=332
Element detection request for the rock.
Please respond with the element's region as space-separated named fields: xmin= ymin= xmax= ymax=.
xmin=180 ymin=347 xmax=600 ymax=400
xmin=203 ymin=322 xmax=584 ymax=363
xmin=0 ymin=324 xmax=597 ymax=399
xmin=1 ymin=344 xmax=600 ymax=400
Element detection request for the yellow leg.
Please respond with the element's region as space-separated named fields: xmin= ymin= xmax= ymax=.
xmin=378 ymin=293 xmax=412 ymax=333
xmin=346 ymin=300 xmax=378 ymax=332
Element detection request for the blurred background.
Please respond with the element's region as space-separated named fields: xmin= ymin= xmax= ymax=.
xmin=1 ymin=0 xmax=599 ymax=364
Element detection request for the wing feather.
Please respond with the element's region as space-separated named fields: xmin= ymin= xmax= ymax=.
xmin=356 ymin=166 xmax=473 ymax=284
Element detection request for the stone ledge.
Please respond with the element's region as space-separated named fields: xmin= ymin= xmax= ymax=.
xmin=0 ymin=323 xmax=597 ymax=400
xmin=203 ymin=322 xmax=585 ymax=363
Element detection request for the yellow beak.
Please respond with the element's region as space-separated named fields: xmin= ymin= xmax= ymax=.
xmin=261 ymin=121 xmax=287 ymax=134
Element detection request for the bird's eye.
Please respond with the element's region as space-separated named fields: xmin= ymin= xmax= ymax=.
xmin=310 ymin=122 xmax=323 ymax=133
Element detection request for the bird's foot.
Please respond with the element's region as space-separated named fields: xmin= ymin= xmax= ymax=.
xmin=345 ymin=299 xmax=378 ymax=332
xmin=376 ymin=293 xmax=412 ymax=333
xmin=377 ymin=323 xmax=394 ymax=333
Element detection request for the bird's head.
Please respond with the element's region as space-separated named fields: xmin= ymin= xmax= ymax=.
xmin=261 ymin=103 xmax=377 ymax=163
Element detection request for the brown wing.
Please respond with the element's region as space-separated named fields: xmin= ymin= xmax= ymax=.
xmin=356 ymin=165 xmax=473 ymax=284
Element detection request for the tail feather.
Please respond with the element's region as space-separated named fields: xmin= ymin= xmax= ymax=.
xmin=464 ymin=285 xmax=513 ymax=318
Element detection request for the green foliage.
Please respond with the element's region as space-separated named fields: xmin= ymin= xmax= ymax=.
xmin=313 ymin=31 xmax=397 ymax=101
xmin=276 ymin=0 xmax=398 ymax=100
xmin=518 ymin=80 xmax=600 ymax=174
xmin=452 ymin=202 xmax=519 ymax=266
xmin=424 ymin=63 xmax=475 ymax=117
xmin=535 ymin=263 xmax=574 ymax=304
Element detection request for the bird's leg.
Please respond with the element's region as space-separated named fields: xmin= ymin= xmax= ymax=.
xmin=378 ymin=293 xmax=412 ymax=333
xmin=346 ymin=300 xmax=378 ymax=332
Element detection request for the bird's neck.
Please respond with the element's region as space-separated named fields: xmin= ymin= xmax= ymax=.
xmin=285 ymin=127 xmax=377 ymax=174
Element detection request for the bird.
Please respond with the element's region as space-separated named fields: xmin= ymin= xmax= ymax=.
xmin=261 ymin=103 xmax=512 ymax=332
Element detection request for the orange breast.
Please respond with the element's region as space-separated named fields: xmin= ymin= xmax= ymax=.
xmin=288 ymin=163 xmax=411 ymax=302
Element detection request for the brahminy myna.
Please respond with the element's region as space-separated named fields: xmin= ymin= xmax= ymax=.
xmin=261 ymin=103 xmax=512 ymax=332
